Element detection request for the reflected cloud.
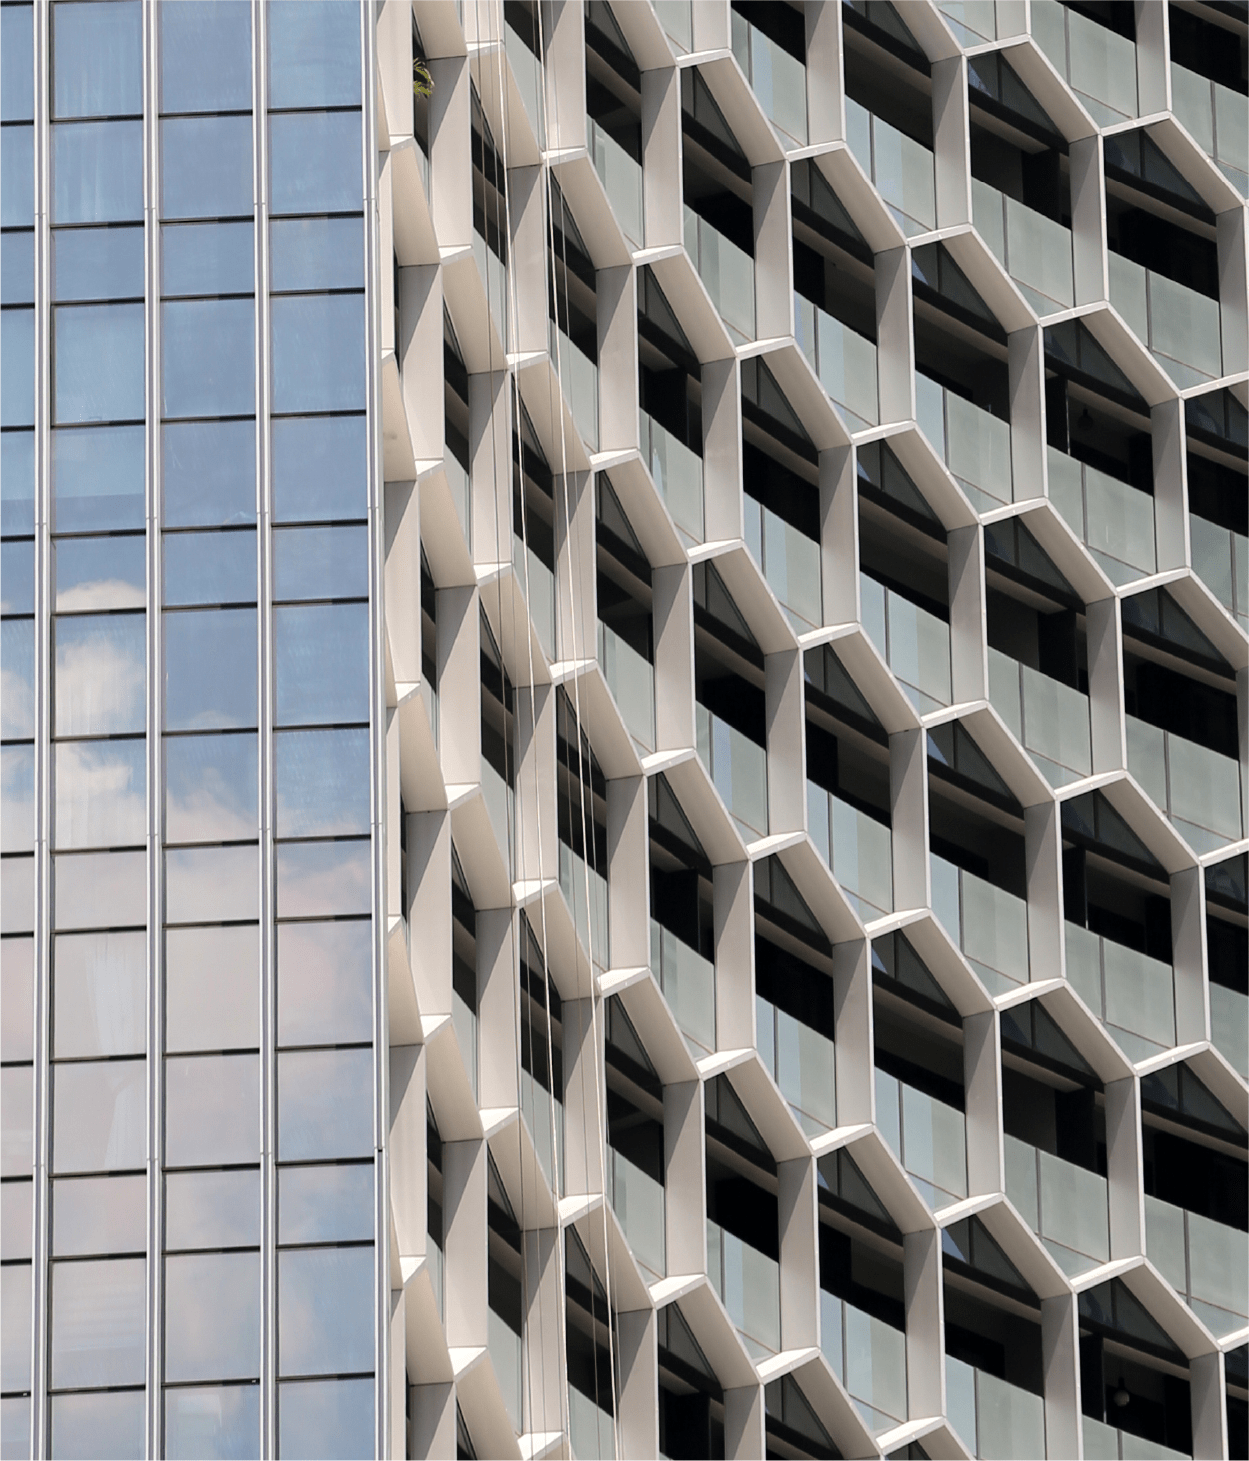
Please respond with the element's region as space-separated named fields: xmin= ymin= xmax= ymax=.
xmin=54 ymin=739 xmax=145 ymax=849
xmin=1 ymin=744 xmax=34 ymax=853
xmin=54 ymin=615 xmax=145 ymax=737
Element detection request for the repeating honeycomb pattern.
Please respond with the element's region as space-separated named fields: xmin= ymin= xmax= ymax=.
xmin=376 ymin=2 xmax=1248 ymax=1457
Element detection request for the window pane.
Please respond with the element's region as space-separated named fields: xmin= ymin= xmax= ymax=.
xmin=160 ymin=0 xmax=252 ymax=114
xmin=277 ymin=920 xmax=372 ymax=1046
xmin=165 ymin=1251 xmax=260 ymax=1383
xmin=1 ymin=5 xmax=34 ymax=122
xmin=162 ymin=298 xmax=255 ymax=418
xmin=49 ymin=1390 xmax=144 ymax=1461
xmin=54 ymin=302 xmax=144 ymax=424
xmin=1 ymin=1180 xmax=32 ymax=1262
xmin=271 ymin=293 xmax=365 ymax=415
xmin=49 ymin=1257 xmax=145 ymax=1388
xmin=268 ymin=0 xmax=361 ymax=108
xmin=163 ymin=529 xmax=256 ymax=607
xmin=166 ymin=925 xmax=259 ymax=1052
xmin=278 ymin=1163 xmax=373 ymax=1245
xmin=275 ymin=728 xmax=369 ymax=838
xmin=51 ymin=1059 xmax=145 ymax=1173
xmin=53 ymin=849 xmax=146 ymax=930
xmin=1 ymin=305 xmax=34 ymax=426
xmin=166 ymin=844 xmax=259 ymax=924
xmin=2 ymin=743 xmax=35 ymax=852
xmin=53 ymin=423 xmax=145 ymax=532
xmin=275 ymin=839 xmax=371 ymax=918
xmin=275 ymin=602 xmax=369 ymax=725
xmin=1 ymin=619 xmax=34 ymax=737
xmin=163 ymin=420 xmax=256 ymax=528
xmin=2 ymin=854 xmax=34 ymax=934
xmin=0 ymin=938 xmax=33 ymax=1061
xmin=52 ymin=0 xmax=142 ymax=119
xmin=1 ymin=540 xmax=33 ymax=613
xmin=0 ymin=1265 xmax=30 ymax=1392
xmin=165 ymin=1054 xmax=259 ymax=1166
xmin=52 ymin=120 xmax=144 ymax=224
xmin=161 ymin=115 xmax=253 ymax=221
xmin=269 ymin=111 xmax=361 ymax=215
xmin=165 ymin=1384 xmax=260 ymax=1461
xmin=278 ymin=1048 xmax=373 ymax=1161
xmin=273 ymin=525 xmax=367 ymax=601
xmin=54 ymin=738 xmax=146 ymax=849
xmin=1 ymin=1067 xmax=31 ymax=1176
xmin=52 ymin=226 xmax=144 ymax=302
xmin=278 ymin=1378 xmax=373 ymax=1461
xmin=270 ymin=217 xmax=363 ymax=292
xmin=166 ymin=1169 xmax=260 ymax=1251
xmin=0 ymin=230 xmax=34 ymax=305
xmin=54 ymin=535 xmax=146 ymax=612
xmin=165 ymin=731 xmax=257 ymax=843
xmin=277 ymin=1247 xmax=374 ymax=1376
xmin=1 ymin=125 xmax=34 ymax=227
xmin=164 ymin=608 xmax=257 ymax=730
xmin=1 ymin=430 xmax=35 ymax=533
xmin=52 ymin=1174 xmax=145 ymax=1256
xmin=53 ymin=930 xmax=146 ymax=1057
xmin=54 ymin=612 xmax=145 ymax=736
xmin=162 ymin=221 xmax=254 ymax=298
xmin=272 ymin=415 xmax=367 ymax=523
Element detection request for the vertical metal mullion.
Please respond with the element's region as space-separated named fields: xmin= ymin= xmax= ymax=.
xmin=254 ymin=1 xmax=276 ymax=1454
xmin=30 ymin=0 xmax=51 ymax=1455
xmin=144 ymin=2 xmax=163 ymax=1454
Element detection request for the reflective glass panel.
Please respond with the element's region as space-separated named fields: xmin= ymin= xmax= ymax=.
xmin=270 ymin=217 xmax=363 ymax=292
xmin=52 ymin=1174 xmax=145 ymax=1256
xmin=278 ymin=1163 xmax=373 ymax=1245
xmin=162 ymin=298 xmax=255 ymax=419
xmin=54 ymin=738 xmax=146 ymax=850
xmin=1 ymin=1180 xmax=31 ymax=1262
xmin=277 ymin=919 xmax=372 ymax=1046
xmin=272 ymin=415 xmax=367 ymax=522
xmin=274 ymin=602 xmax=369 ymax=725
xmin=166 ymin=1169 xmax=261 ymax=1251
xmin=1 ymin=431 xmax=35 ymax=533
xmin=165 ymin=925 xmax=259 ymax=1052
xmin=165 ymin=1054 xmax=259 ymax=1167
xmin=49 ymin=1389 xmax=145 ymax=1460
xmin=277 ymin=1378 xmax=373 ymax=1461
xmin=1 ymin=619 xmax=35 ymax=738
xmin=163 ymin=529 xmax=257 ymax=607
xmin=53 ymin=930 xmax=145 ymax=1057
xmin=268 ymin=0 xmax=361 ymax=108
xmin=1 ymin=4 xmax=34 ymax=121
xmin=165 ymin=1384 xmax=260 ymax=1461
xmin=273 ymin=524 xmax=367 ymax=601
xmin=54 ymin=613 xmax=145 ymax=736
xmin=275 ymin=728 xmax=369 ymax=838
xmin=0 ymin=938 xmax=34 ymax=1062
xmin=165 ymin=1251 xmax=261 ymax=1383
xmin=2 ymin=743 xmax=34 ymax=853
xmin=54 ymin=534 xmax=145 ymax=611
xmin=278 ymin=1048 xmax=373 ymax=1161
xmin=275 ymin=839 xmax=371 ymax=918
xmin=51 ymin=120 xmax=143 ymax=224
xmin=53 ymin=302 xmax=144 ymax=424
xmin=2 ymin=855 xmax=34 ymax=935
xmin=277 ymin=1247 xmax=374 ymax=1376
xmin=161 ymin=115 xmax=253 ymax=221
xmin=165 ymin=731 xmax=257 ymax=843
xmin=1 ymin=125 xmax=34 ymax=227
xmin=52 ymin=423 xmax=144 ymax=532
xmin=51 ymin=1059 xmax=145 ymax=1173
xmin=52 ymin=226 xmax=144 ymax=301
xmin=0 ymin=540 xmax=32 ymax=613
xmin=271 ymin=293 xmax=367 ymax=414
xmin=161 ymin=221 xmax=254 ymax=298
xmin=268 ymin=111 xmax=361 ymax=215
xmin=0 ymin=231 xmax=34 ymax=305
xmin=53 ymin=849 xmax=146 ymax=930
xmin=1 ymin=306 xmax=34 ymax=427
xmin=164 ymin=608 xmax=257 ymax=729
xmin=166 ymin=844 xmax=260 ymax=924
xmin=163 ymin=420 xmax=256 ymax=528
xmin=0 ymin=1266 xmax=30 ymax=1393
xmin=160 ymin=0 xmax=253 ymax=114
xmin=50 ymin=1257 xmax=145 ymax=1389
xmin=1 ymin=1067 xmax=32 ymax=1176
xmin=52 ymin=1 xmax=142 ymax=118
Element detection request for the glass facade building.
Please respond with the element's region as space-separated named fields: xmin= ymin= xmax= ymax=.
xmin=0 ymin=2 xmax=1245 ymax=1459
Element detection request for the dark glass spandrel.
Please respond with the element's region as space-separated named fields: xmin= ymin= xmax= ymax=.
xmin=274 ymin=727 xmax=370 ymax=838
xmin=165 ymin=730 xmax=258 ymax=843
xmin=270 ymin=216 xmax=364 ymax=292
xmin=163 ymin=419 xmax=256 ymax=528
xmin=163 ymin=529 xmax=257 ymax=607
xmin=162 ymin=298 xmax=256 ymax=419
xmin=165 ymin=1251 xmax=261 ymax=1383
xmin=161 ymin=114 xmax=254 ymax=221
xmin=165 ymin=1384 xmax=260 ymax=1461
xmin=52 ymin=226 xmax=144 ymax=302
xmin=51 ymin=1059 xmax=146 ymax=1174
xmin=52 ymin=120 xmax=144 ymax=224
xmin=1 ymin=307 xmax=34 ymax=427
xmin=1 ymin=4 xmax=34 ymax=122
xmin=1 ymin=231 xmax=34 ymax=304
xmin=267 ymin=0 xmax=362 ymax=109
xmin=165 ymin=1169 xmax=261 ymax=1251
xmin=268 ymin=110 xmax=362 ymax=215
xmin=51 ymin=1173 xmax=145 ymax=1256
xmin=278 ymin=1162 xmax=373 ymax=1245
xmin=165 ymin=1054 xmax=259 ymax=1167
xmin=164 ymin=607 xmax=258 ymax=730
xmin=277 ymin=1378 xmax=373 ymax=1461
xmin=53 ymin=738 xmax=146 ymax=851
xmin=277 ymin=1047 xmax=374 ymax=1161
xmin=52 ymin=929 xmax=145 ymax=1057
xmin=53 ymin=613 xmax=146 ymax=736
xmin=275 ymin=838 xmax=371 ymax=918
xmin=276 ymin=1246 xmax=374 ymax=1376
xmin=277 ymin=918 xmax=372 ymax=1045
xmin=272 ymin=415 xmax=367 ymax=523
xmin=52 ymin=0 xmax=143 ymax=119
xmin=271 ymin=293 xmax=367 ymax=414
xmin=274 ymin=601 xmax=369 ymax=726
xmin=52 ymin=423 xmax=145 ymax=532
xmin=165 ymin=924 xmax=259 ymax=1052
xmin=50 ymin=1388 xmax=145 ymax=1460
xmin=165 ymin=844 xmax=260 ymax=924
xmin=159 ymin=0 xmax=253 ymax=115
xmin=273 ymin=524 xmax=368 ymax=602
xmin=49 ymin=1257 xmax=145 ymax=1388
xmin=54 ymin=534 xmax=146 ymax=611
xmin=162 ymin=221 xmax=254 ymax=298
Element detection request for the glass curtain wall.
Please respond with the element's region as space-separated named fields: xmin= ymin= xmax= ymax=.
xmin=0 ymin=3 xmax=383 ymax=1458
